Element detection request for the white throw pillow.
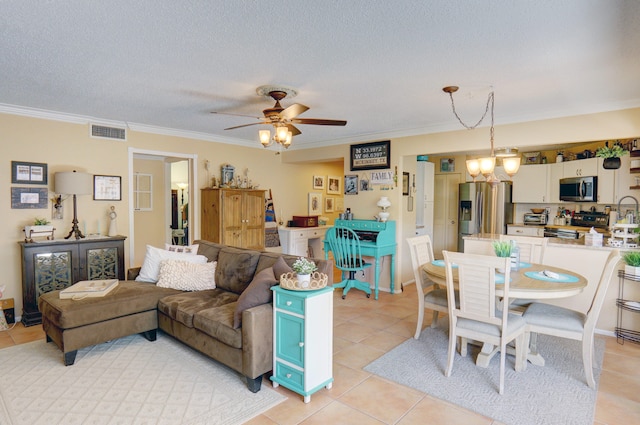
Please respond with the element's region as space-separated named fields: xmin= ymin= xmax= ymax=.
xmin=136 ymin=245 xmax=207 ymax=283
xmin=156 ymin=260 xmax=217 ymax=291
xmin=164 ymin=243 xmax=199 ymax=254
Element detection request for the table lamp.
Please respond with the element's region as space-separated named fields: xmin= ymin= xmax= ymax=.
xmin=54 ymin=171 xmax=93 ymax=239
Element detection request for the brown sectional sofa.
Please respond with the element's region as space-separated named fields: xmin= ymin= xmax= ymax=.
xmin=39 ymin=239 xmax=333 ymax=393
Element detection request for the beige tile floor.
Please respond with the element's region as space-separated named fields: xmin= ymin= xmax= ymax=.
xmin=2 ymin=285 xmax=639 ymax=424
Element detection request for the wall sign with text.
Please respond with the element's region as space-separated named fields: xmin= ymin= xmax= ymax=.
xmin=350 ymin=140 xmax=391 ymax=171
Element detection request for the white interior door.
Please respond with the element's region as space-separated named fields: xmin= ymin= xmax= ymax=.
xmin=433 ymin=173 xmax=462 ymax=259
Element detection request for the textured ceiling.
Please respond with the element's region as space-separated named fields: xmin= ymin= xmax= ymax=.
xmin=1 ymin=0 xmax=640 ymax=151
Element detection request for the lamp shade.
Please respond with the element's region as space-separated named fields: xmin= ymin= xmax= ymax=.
xmin=55 ymin=171 xmax=92 ymax=195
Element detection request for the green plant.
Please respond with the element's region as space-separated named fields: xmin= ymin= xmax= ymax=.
xmin=623 ymin=251 xmax=640 ymax=267
xmin=595 ymin=144 xmax=628 ymax=158
xmin=292 ymin=257 xmax=318 ymax=274
xmin=492 ymin=241 xmax=512 ymax=257
xmin=33 ymin=217 xmax=50 ymax=225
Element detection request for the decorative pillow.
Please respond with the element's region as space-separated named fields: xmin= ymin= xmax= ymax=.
xmin=233 ymin=266 xmax=278 ymax=328
xmin=136 ymin=245 xmax=207 ymax=283
xmin=215 ymin=248 xmax=261 ymax=294
xmin=157 ymin=260 xmax=217 ymax=291
xmin=272 ymin=256 xmax=293 ymax=281
xmin=165 ymin=243 xmax=199 ymax=254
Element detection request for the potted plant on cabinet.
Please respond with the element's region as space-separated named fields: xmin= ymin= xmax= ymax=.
xmin=596 ymin=143 xmax=628 ymax=169
xmin=623 ymin=251 xmax=640 ymax=277
xmin=292 ymin=257 xmax=318 ymax=288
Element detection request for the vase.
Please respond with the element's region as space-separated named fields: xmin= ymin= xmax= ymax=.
xmin=603 ymin=157 xmax=621 ymax=169
xmin=625 ymin=265 xmax=640 ymax=277
xmin=297 ymin=274 xmax=311 ymax=288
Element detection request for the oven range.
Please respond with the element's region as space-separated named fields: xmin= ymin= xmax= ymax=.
xmin=543 ymin=211 xmax=609 ymax=239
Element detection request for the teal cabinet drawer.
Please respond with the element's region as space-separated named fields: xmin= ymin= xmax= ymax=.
xmin=275 ymin=291 xmax=305 ymax=315
xmin=275 ymin=361 xmax=304 ymax=393
xmin=275 ymin=312 xmax=305 ymax=366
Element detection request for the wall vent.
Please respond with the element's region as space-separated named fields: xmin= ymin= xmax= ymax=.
xmin=90 ymin=124 xmax=127 ymax=141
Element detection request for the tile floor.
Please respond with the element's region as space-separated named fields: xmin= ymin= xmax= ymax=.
xmin=2 ymin=285 xmax=639 ymax=424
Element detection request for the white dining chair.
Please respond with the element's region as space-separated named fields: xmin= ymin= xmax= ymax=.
xmin=407 ymin=235 xmax=458 ymax=339
xmin=499 ymin=234 xmax=548 ymax=263
xmin=442 ymin=250 xmax=527 ymax=395
xmin=522 ymin=249 xmax=620 ymax=388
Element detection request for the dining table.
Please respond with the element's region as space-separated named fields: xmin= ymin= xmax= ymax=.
xmin=423 ymin=259 xmax=588 ymax=370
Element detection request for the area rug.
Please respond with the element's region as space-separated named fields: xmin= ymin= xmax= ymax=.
xmin=364 ymin=322 xmax=604 ymax=425
xmin=0 ymin=333 xmax=285 ymax=425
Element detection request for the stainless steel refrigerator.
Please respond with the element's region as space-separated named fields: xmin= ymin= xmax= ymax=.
xmin=458 ymin=181 xmax=513 ymax=252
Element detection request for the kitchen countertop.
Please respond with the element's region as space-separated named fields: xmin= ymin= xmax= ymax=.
xmin=510 ymin=222 xmax=610 ymax=235
xmin=464 ymin=233 xmax=638 ymax=251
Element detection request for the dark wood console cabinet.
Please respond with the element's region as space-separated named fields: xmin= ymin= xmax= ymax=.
xmin=19 ymin=236 xmax=126 ymax=326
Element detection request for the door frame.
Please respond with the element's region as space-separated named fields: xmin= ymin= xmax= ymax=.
xmin=128 ymin=147 xmax=198 ymax=266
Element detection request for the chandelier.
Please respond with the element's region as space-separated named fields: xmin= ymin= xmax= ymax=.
xmin=259 ymin=125 xmax=293 ymax=148
xmin=442 ymin=86 xmax=520 ymax=186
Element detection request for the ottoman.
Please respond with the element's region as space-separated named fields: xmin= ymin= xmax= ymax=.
xmin=38 ymin=280 xmax=180 ymax=365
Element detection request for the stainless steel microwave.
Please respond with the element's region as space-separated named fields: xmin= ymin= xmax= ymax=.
xmin=559 ymin=176 xmax=597 ymax=202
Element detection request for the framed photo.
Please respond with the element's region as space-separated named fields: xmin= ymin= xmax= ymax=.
xmin=93 ymin=175 xmax=122 ymax=201
xmin=523 ymin=151 xmax=541 ymax=164
xmin=312 ymin=175 xmax=325 ymax=190
xmin=344 ymin=175 xmax=358 ymax=195
xmin=308 ymin=192 xmax=323 ymax=215
xmin=335 ymin=197 xmax=344 ymax=212
xmin=360 ymin=177 xmax=371 ymax=191
xmin=327 ymin=176 xmax=341 ymax=194
xmin=440 ymin=158 xmax=455 ymax=172
xmin=11 ymin=161 xmax=47 ymax=185
xmin=350 ymin=140 xmax=391 ymax=171
xmin=402 ymin=172 xmax=410 ymax=196
xmin=11 ymin=187 xmax=48 ymax=209
xmin=325 ymin=197 xmax=335 ymax=213
xmin=221 ymin=164 xmax=235 ymax=186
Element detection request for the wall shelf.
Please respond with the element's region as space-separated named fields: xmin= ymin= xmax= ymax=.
xmin=616 ymin=270 xmax=640 ymax=345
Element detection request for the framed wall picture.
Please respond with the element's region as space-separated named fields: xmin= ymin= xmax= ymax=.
xmin=313 ymin=175 xmax=325 ymax=190
xmin=11 ymin=161 xmax=47 ymax=185
xmin=350 ymin=140 xmax=391 ymax=171
xmin=440 ymin=158 xmax=455 ymax=172
xmin=93 ymin=175 xmax=122 ymax=201
xmin=344 ymin=175 xmax=358 ymax=195
xmin=325 ymin=197 xmax=335 ymax=213
xmin=327 ymin=176 xmax=341 ymax=194
xmin=402 ymin=172 xmax=410 ymax=196
xmin=11 ymin=187 xmax=48 ymax=209
xmin=308 ymin=192 xmax=323 ymax=215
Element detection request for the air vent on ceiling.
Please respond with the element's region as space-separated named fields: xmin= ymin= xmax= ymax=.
xmin=90 ymin=124 xmax=127 ymax=141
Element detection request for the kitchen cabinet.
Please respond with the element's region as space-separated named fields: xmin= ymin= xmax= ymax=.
xmin=563 ymin=157 xmax=598 ymax=177
xmin=597 ymin=157 xmax=616 ymax=204
xmin=19 ymin=236 xmax=126 ymax=326
xmin=279 ymin=226 xmax=330 ymax=258
xmin=548 ymin=162 xmax=563 ymax=203
xmin=614 ymin=156 xmax=638 ymax=203
xmin=271 ymin=285 xmax=333 ymax=403
xmin=512 ymin=163 xmax=550 ymax=203
xmin=201 ymin=188 xmax=266 ymax=250
xmin=507 ymin=224 xmax=544 ymax=237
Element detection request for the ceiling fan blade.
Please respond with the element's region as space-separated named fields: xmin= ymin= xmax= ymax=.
xmin=279 ymin=103 xmax=309 ymax=120
xmin=291 ymin=118 xmax=347 ymax=126
xmin=211 ymin=111 xmax=262 ymax=119
xmin=287 ymin=124 xmax=302 ymax=136
xmin=224 ymin=122 xmax=268 ymax=130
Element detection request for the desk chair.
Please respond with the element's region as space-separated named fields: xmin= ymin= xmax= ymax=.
xmin=443 ymin=250 xmax=527 ymax=395
xmin=407 ymin=235 xmax=458 ymax=339
xmin=522 ymin=250 xmax=621 ymax=388
xmin=325 ymin=226 xmax=372 ymax=299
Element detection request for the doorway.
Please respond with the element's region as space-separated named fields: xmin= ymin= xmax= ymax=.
xmin=433 ymin=173 xmax=462 ymax=258
xmin=128 ymin=148 xmax=198 ymax=267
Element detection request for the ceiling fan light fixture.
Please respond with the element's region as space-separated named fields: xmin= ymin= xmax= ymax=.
xmin=276 ymin=125 xmax=288 ymax=142
xmin=259 ymin=130 xmax=271 ymax=147
xmin=284 ymin=131 xmax=293 ymax=148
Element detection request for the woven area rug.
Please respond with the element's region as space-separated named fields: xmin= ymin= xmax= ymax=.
xmin=0 ymin=333 xmax=285 ymax=425
xmin=364 ymin=322 xmax=604 ymax=425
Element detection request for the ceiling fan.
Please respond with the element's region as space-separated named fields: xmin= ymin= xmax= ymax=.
xmin=211 ymin=85 xmax=347 ymax=148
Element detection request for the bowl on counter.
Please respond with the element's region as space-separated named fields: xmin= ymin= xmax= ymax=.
xmin=530 ymin=208 xmax=545 ymax=214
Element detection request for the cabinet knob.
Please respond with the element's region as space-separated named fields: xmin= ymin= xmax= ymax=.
xmin=286 ymin=301 xmax=292 ymax=306
xmin=298 ymin=342 xmax=304 ymax=347
xmin=286 ymin=373 xmax=292 ymax=378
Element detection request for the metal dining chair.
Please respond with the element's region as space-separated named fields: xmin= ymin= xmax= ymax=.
xmin=443 ymin=250 xmax=528 ymax=395
xmin=522 ymin=249 xmax=621 ymax=388
xmin=325 ymin=226 xmax=372 ymax=299
xmin=406 ymin=235 xmax=458 ymax=339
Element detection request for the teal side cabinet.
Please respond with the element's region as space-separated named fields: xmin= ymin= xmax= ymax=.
xmin=270 ymin=285 xmax=334 ymax=403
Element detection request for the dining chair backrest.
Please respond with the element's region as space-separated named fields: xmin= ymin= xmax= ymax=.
xmin=499 ymin=234 xmax=548 ymax=263
xmin=406 ymin=235 xmax=435 ymax=287
xmin=443 ymin=251 xmax=511 ymax=327
xmin=584 ymin=249 xmax=621 ymax=329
